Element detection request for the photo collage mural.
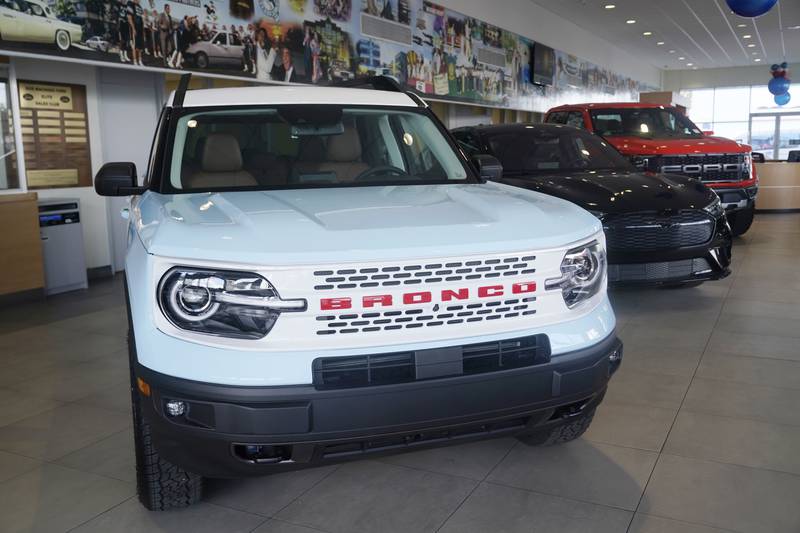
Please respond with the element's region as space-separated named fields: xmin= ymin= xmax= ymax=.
xmin=0 ymin=0 xmax=656 ymax=112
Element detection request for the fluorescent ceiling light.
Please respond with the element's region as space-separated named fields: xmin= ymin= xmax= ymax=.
xmin=754 ymin=58 xmax=762 ymax=62
xmin=687 ymin=63 xmax=693 ymax=66
xmin=742 ymin=34 xmax=752 ymax=39
xmin=643 ymin=31 xmax=653 ymax=36
xmin=626 ymin=19 xmax=636 ymax=24
xmin=737 ymin=23 xmax=747 ymax=28
xmin=656 ymin=41 xmax=665 ymax=45
xmin=678 ymin=56 xmax=685 ymax=60
xmin=747 ymin=43 xmax=756 ymax=47
xmin=604 ymin=4 xmax=616 ymax=8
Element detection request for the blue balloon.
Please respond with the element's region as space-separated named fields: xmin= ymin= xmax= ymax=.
xmin=775 ymin=92 xmax=791 ymax=106
xmin=726 ymin=0 xmax=778 ymax=17
xmin=769 ymin=76 xmax=790 ymax=96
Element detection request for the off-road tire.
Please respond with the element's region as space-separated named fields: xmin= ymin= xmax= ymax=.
xmin=516 ymin=408 xmax=596 ymax=446
xmin=729 ymin=204 xmax=755 ymax=237
xmin=126 ymin=280 xmax=203 ymax=510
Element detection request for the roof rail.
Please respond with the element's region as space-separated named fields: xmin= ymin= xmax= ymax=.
xmin=172 ymin=73 xmax=192 ymax=108
xmin=328 ymin=75 xmax=427 ymax=108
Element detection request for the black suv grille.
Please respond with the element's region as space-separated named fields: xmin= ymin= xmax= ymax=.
xmin=312 ymin=334 xmax=551 ymax=390
xmin=648 ymin=153 xmax=748 ymax=182
xmin=604 ymin=210 xmax=715 ymax=252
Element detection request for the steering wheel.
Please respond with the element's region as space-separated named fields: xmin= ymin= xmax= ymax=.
xmin=354 ymin=165 xmax=413 ymax=182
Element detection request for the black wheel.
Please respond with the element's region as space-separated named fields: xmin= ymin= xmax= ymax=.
xmin=195 ymin=52 xmax=209 ymax=69
xmin=729 ymin=204 xmax=755 ymax=237
xmin=125 ymin=282 xmax=203 ymax=511
xmin=516 ymin=408 xmax=596 ymax=446
xmin=55 ymin=29 xmax=71 ymax=51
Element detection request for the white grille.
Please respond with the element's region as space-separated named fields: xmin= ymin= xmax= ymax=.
xmin=316 ymin=296 xmax=537 ymax=335
xmin=313 ymin=255 xmax=536 ymax=290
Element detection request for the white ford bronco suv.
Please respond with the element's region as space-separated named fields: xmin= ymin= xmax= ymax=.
xmin=95 ymin=75 xmax=622 ymax=510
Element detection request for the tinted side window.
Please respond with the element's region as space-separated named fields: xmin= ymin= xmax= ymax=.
xmin=546 ymin=112 xmax=567 ymax=124
xmin=452 ymin=130 xmax=481 ymax=157
xmin=566 ymin=112 xmax=586 ymax=129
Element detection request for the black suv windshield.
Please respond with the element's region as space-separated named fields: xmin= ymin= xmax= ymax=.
xmin=167 ymin=106 xmax=473 ymax=192
xmin=484 ymin=127 xmax=633 ymax=174
xmin=590 ymin=107 xmax=704 ymax=138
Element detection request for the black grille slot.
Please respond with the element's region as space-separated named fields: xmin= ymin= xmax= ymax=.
xmin=312 ymin=334 xmax=550 ymax=390
xmin=604 ymin=210 xmax=714 ymax=252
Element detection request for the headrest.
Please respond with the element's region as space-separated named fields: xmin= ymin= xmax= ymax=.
xmin=326 ymin=127 xmax=362 ymax=162
xmin=201 ymin=133 xmax=243 ymax=172
xmin=298 ymin=137 xmax=326 ymax=162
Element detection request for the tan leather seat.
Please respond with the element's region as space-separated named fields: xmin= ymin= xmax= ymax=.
xmin=184 ymin=133 xmax=257 ymax=189
xmin=292 ymin=127 xmax=369 ymax=182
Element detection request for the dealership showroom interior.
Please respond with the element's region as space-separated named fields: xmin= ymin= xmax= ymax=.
xmin=3 ymin=0 xmax=800 ymax=531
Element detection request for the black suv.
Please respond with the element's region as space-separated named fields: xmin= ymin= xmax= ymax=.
xmin=453 ymin=123 xmax=732 ymax=285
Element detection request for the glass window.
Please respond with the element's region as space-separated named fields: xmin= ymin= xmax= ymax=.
xmin=750 ymin=85 xmax=800 ymax=114
xmin=169 ymin=107 xmax=472 ymax=191
xmin=565 ymin=112 xmax=585 ymax=129
xmin=545 ymin=111 xmax=567 ymax=124
xmin=0 ymin=78 xmax=19 ymax=190
xmin=229 ymin=33 xmax=242 ymax=46
xmin=26 ymin=1 xmax=44 ymax=16
xmin=484 ymin=128 xmax=632 ymax=174
xmin=682 ymin=88 xmax=714 ymax=124
xmin=749 ymin=116 xmax=776 ymax=159
xmin=778 ymin=115 xmax=800 ymax=161
xmin=212 ymin=33 xmax=226 ymax=45
xmin=711 ymin=121 xmax=750 ymax=146
xmin=589 ymin=108 xmax=703 ymax=138
xmin=713 ymin=87 xmax=750 ymax=122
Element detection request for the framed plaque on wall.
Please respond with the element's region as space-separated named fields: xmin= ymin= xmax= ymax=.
xmin=18 ymin=80 xmax=92 ymax=189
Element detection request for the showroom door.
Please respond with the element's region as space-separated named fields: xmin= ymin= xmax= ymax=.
xmin=749 ymin=113 xmax=800 ymax=160
xmin=98 ymin=69 xmax=162 ymax=272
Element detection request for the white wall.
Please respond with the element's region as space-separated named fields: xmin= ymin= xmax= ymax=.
xmin=439 ymin=0 xmax=663 ymax=89
xmin=12 ymin=58 xmax=110 ymax=270
xmin=11 ymin=58 xmax=163 ymax=272
xmin=663 ymin=63 xmax=800 ymax=90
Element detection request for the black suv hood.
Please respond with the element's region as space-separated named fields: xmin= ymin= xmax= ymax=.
xmin=497 ymin=170 xmax=717 ymax=214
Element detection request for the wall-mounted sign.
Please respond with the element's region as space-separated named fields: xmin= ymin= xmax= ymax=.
xmin=18 ymin=83 xmax=74 ymax=111
xmin=18 ymin=81 xmax=91 ymax=190
xmin=0 ymin=0 xmax=655 ymax=113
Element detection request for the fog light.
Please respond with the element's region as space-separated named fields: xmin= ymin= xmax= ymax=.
xmin=165 ymin=400 xmax=186 ymax=417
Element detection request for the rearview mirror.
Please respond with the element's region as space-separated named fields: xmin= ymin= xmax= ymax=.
xmin=472 ymin=154 xmax=503 ymax=180
xmin=94 ymin=162 xmax=144 ymax=196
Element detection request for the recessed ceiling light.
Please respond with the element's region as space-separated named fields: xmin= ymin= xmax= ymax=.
xmin=626 ymin=19 xmax=636 ymax=24
xmin=643 ymin=31 xmax=653 ymax=36
xmin=754 ymin=58 xmax=762 ymax=62
xmin=742 ymin=34 xmax=752 ymax=39
xmin=656 ymin=41 xmax=665 ymax=45
xmin=737 ymin=23 xmax=747 ymax=28
xmin=604 ymin=4 xmax=616 ymax=8
xmin=678 ymin=56 xmax=685 ymax=60
xmin=687 ymin=63 xmax=694 ymax=66
xmin=788 ymin=25 xmax=800 ymax=30
xmin=747 ymin=43 xmax=756 ymax=47
xmin=752 ymin=51 xmax=759 ymax=55
xmin=669 ymin=49 xmax=676 ymax=53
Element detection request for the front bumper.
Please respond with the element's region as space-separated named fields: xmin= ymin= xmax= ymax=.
xmin=136 ymin=332 xmax=622 ymax=478
xmin=607 ymin=214 xmax=732 ymax=285
xmin=710 ymin=186 xmax=758 ymax=214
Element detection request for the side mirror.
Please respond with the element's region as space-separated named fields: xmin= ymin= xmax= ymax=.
xmin=94 ymin=162 xmax=144 ymax=196
xmin=752 ymin=152 xmax=766 ymax=163
xmin=472 ymin=154 xmax=503 ymax=180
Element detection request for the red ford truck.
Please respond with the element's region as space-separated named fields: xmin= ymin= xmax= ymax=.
xmin=545 ymin=103 xmax=758 ymax=236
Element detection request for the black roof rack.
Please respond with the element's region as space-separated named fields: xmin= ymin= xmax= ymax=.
xmin=328 ymin=75 xmax=428 ymax=108
xmin=172 ymin=73 xmax=192 ymax=108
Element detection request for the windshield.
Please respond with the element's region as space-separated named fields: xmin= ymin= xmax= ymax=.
xmin=484 ymin=127 xmax=633 ymax=174
xmin=590 ymin=108 xmax=704 ymax=138
xmin=168 ymin=106 xmax=472 ymax=192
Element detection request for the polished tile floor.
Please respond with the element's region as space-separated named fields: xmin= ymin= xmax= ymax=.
xmin=1 ymin=213 xmax=799 ymax=533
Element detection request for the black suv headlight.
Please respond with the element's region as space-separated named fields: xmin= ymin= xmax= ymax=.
xmin=545 ymin=240 xmax=606 ymax=309
xmin=703 ymin=195 xmax=724 ymax=218
xmin=158 ymin=268 xmax=306 ymax=339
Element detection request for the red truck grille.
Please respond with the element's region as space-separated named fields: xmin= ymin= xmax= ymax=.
xmin=651 ymin=153 xmax=749 ymax=182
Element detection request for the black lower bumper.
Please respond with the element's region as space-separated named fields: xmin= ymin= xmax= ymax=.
xmin=136 ymin=333 xmax=622 ymax=478
xmin=608 ymin=214 xmax=732 ymax=285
